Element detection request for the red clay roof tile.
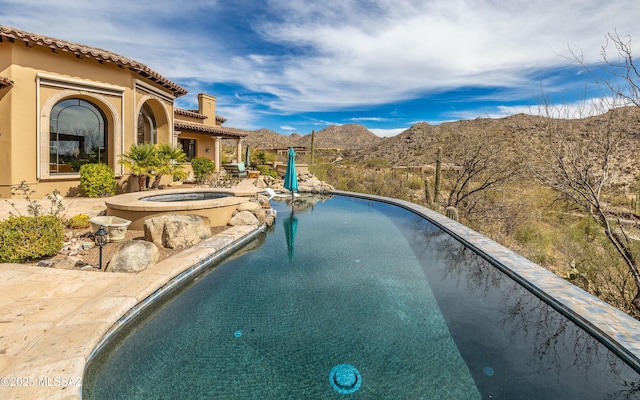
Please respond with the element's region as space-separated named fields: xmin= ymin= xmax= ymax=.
xmin=0 ymin=25 xmax=187 ymax=97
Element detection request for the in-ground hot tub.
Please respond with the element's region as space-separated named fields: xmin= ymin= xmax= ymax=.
xmin=105 ymin=189 xmax=250 ymax=230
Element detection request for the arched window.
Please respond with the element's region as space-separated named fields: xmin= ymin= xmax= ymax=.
xmin=137 ymin=103 xmax=157 ymax=144
xmin=49 ymin=98 xmax=107 ymax=174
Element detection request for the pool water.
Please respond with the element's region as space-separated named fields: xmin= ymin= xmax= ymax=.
xmin=83 ymin=195 xmax=640 ymax=399
xmin=140 ymin=192 xmax=231 ymax=202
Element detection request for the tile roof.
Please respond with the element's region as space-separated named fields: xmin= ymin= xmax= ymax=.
xmin=175 ymin=108 xmax=207 ymax=119
xmin=174 ymin=109 xmax=227 ymax=124
xmin=174 ymin=120 xmax=247 ymax=138
xmin=0 ymin=25 xmax=187 ymax=97
xmin=0 ymin=75 xmax=13 ymax=87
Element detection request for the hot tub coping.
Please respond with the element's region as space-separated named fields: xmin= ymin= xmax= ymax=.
xmin=105 ymin=188 xmax=251 ymax=212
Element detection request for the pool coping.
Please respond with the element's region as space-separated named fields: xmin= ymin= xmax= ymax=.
xmin=0 ymin=224 xmax=265 ymax=399
xmin=104 ymin=188 xmax=253 ymax=212
xmin=333 ymin=191 xmax=640 ymax=372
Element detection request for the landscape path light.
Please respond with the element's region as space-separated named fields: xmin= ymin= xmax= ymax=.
xmin=94 ymin=225 xmax=108 ymax=270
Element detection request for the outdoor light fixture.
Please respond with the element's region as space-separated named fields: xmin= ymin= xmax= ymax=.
xmin=94 ymin=225 xmax=108 ymax=270
xmin=205 ymin=147 xmax=210 ymax=153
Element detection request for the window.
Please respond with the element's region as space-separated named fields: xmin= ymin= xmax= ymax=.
xmin=49 ymin=99 xmax=107 ymax=174
xmin=137 ymin=103 xmax=157 ymax=144
xmin=178 ymin=138 xmax=197 ymax=161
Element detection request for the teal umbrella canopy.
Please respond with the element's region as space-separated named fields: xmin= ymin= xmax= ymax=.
xmin=283 ymin=214 xmax=298 ymax=261
xmin=283 ymin=147 xmax=298 ymax=193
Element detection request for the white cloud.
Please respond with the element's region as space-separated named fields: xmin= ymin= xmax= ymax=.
xmin=4 ymin=0 xmax=639 ymax=119
xmin=280 ymin=125 xmax=296 ymax=131
xmin=350 ymin=117 xmax=390 ymax=122
xmin=241 ymin=0 xmax=640 ymax=112
xmin=443 ymin=96 xmax=622 ymax=121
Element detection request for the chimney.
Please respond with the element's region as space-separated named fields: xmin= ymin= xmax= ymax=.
xmin=197 ymin=93 xmax=217 ymax=127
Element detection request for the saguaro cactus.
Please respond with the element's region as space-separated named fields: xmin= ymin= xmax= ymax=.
xmin=310 ymin=129 xmax=315 ymax=165
xmin=434 ymin=147 xmax=442 ymax=208
xmin=445 ymin=206 xmax=459 ymax=222
xmin=424 ymin=177 xmax=433 ymax=207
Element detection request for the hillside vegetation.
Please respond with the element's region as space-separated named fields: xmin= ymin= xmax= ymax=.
xmin=238 ymin=107 xmax=640 ymax=318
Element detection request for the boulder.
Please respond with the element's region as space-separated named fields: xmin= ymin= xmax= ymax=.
xmin=236 ymin=201 xmax=262 ymax=212
xmin=109 ymin=240 xmax=159 ymax=273
xmin=144 ymin=214 xmax=212 ymax=249
xmin=228 ymin=210 xmax=260 ymax=226
xmin=298 ymin=177 xmax=334 ymax=193
xmin=252 ymin=208 xmax=267 ymax=225
xmin=254 ymin=175 xmax=268 ymax=188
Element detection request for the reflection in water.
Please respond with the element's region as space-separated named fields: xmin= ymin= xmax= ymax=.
xmin=283 ymin=211 xmax=298 ymax=262
xmin=382 ymin=204 xmax=640 ymax=399
xmin=84 ymin=195 xmax=640 ymax=399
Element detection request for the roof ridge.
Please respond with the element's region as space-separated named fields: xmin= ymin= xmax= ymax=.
xmin=0 ymin=25 xmax=187 ymax=97
xmin=175 ymin=108 xmax=207 ymax=119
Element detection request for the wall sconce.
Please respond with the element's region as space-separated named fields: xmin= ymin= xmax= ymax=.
xmin=205 ymin=147 xmax=210 ymax=153
xmin=94 ymin=225 xmax=108 ymax=270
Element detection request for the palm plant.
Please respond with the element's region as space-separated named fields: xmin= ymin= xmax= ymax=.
xmin=150 ymin=144 xmax=188 ymax=189
xmin=119 ymin=143 xmax=157 ymax=191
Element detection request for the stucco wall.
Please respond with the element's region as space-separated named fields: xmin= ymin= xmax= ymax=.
xmin=0 ymin=40 xmax=177 ymax=198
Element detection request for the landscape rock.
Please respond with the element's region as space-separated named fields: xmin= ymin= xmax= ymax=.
xmin=255 ymin=194 xmax=270 ymax=206
xmin=37 ymin=256 xmax=89 ymax=270
xmin=109 ymin=240 xmax=159 ymax=273
xmin=236 ymin=201 xmax=262 ymax=212
xmin=254 ymin=175 xmax=268 ymax=188
xmin=228 ymin=210 xmax=260 ymax=226
xmin=298 ymin=176 xmax=334 ymax=193
xmin=252 ymin=208 xmax=267 ymax=225
xmin=144 ymin=214 xmax=212 ymax=249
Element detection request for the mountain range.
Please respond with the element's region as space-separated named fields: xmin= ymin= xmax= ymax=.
xmin=239 ymin=107 xmax=640 ymax=187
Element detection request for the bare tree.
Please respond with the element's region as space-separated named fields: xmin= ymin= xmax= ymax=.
xmin=442 ymin=122 xmax=519 ymax=219
xmin=527 ymin=95 xmax=640 ymax=312
xmin=570 ymin=31 xmax=640 ymax=108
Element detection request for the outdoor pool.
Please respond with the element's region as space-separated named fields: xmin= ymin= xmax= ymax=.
xmin=84 ymin=194 xmax=640 ymax=399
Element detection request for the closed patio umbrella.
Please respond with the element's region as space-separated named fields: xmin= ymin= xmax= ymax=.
xmin=283 ymin=147 xmax=298 ymax=199
xmin=245 ymin=145 xmax=250 ymax=168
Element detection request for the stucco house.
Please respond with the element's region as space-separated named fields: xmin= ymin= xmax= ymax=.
xmin=0 ymin=25 xmax=246 ymax=198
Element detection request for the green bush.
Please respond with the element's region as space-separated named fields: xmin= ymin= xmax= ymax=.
xmin=79 ymin=163 xmax=116 ymax=197
xmin=191 ymin=157 xmax=216 ymax=184
xmin=256 ymin=165 xmax=278 ymax=178
xmin=0 ymin=215 xmax=64 ymax=262
xmin=67 ymin=213 xmax=90 ymax=229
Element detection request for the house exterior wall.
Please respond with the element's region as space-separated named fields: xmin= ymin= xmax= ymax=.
xmin=176 ymin=132 xmax=214 ymax=160
xmin=0 ymin=39 xmax=176 ymax=198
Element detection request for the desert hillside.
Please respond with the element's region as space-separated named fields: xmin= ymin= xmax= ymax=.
xmin=235 ymin=107 xmax=640 ymax=188
xmin=239 ymin=124 xmax=383 ymax=151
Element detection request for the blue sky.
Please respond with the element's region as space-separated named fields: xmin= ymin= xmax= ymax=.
xmin=2 ymin=0 xmax=639 ymax=137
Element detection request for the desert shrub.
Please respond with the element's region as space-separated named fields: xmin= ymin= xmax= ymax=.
xmin=407 ymin=176 xmax=423 ymax=190
xmin=191 ymin=157 xmax=216 ymax=184
xmin=79 ymin=163 xmax=116 ymax=197
xmin=252 ymin=150 xmax=276 ymax=166
xmin=6 ymin=181 xmax=65 ymax=217
xmin=67 ymin=213 xmax=90 ymax=229
xmin=0 ymin=215 xmax=64 ymax=262
xmin=256 ymin=165 xmax=278 ymax=178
